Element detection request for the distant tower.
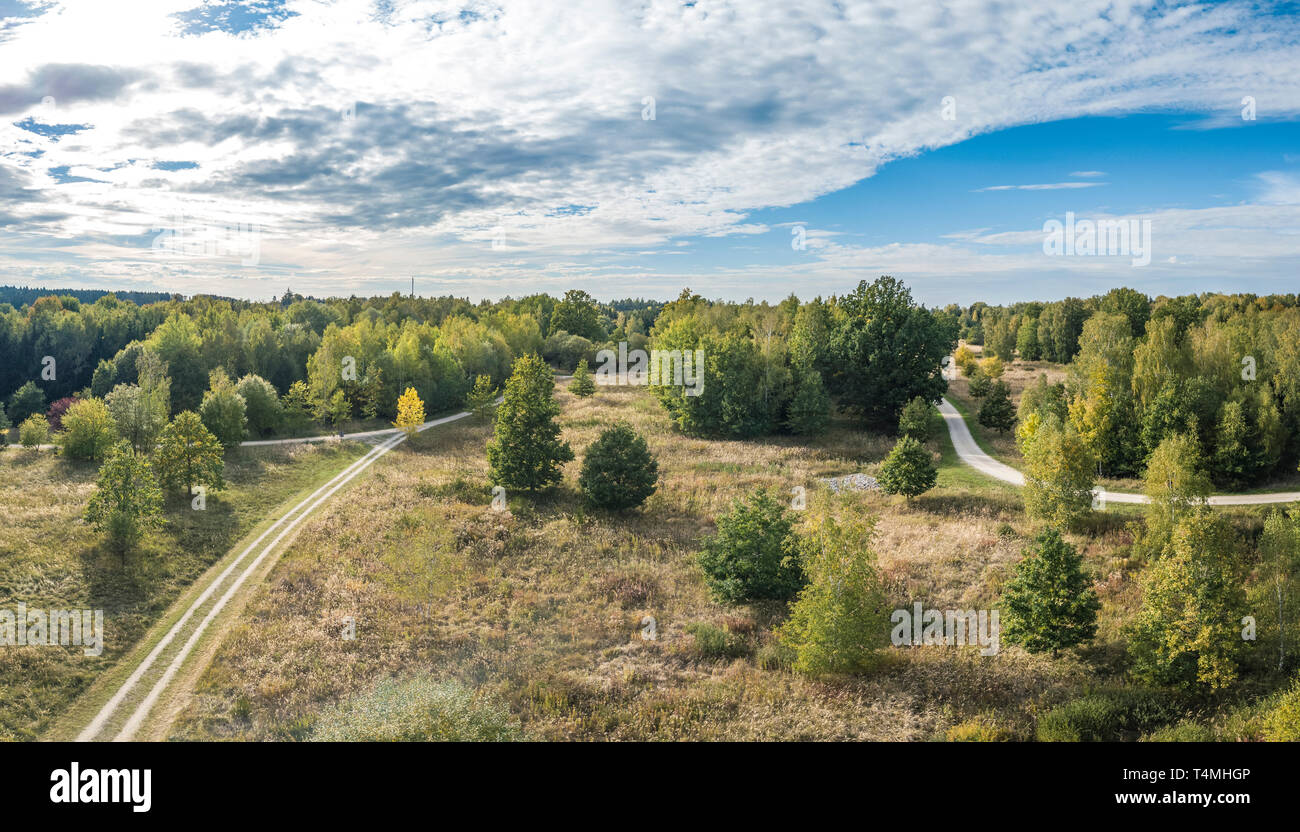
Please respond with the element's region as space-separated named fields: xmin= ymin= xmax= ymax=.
xmin=410 ymin=276 xmax=414 ymax=298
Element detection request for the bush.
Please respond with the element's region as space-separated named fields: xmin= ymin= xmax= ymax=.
xmin=45 ymin=396 xmax=77 ymax=431
xmin=877 ymin=435 xmax=937 ymax=500
xmin=541 ymin=331 xmax=596 ymax=372
xmin=1036 ymin=690 xmax=1179 ymax=742
xmin=578 ymin=423 xmax=659 ymax=510
xmin=698 ymin=489 xmax=803 ymax=604
xmin=954 ymin=344 xmax=978 ymax=377
xmin=1263 ymin=679 xmax=1300 ymax=741
xmin=19 ymin=414 xmax=49 ymax=448
xmin=946 ymin=716 xmax=1013 ymax=742
xmin=309 ymin=676 xmax=521 ymax=742
xmin=898 ymin=395 xmax=937 ymax=441
xmin=58 ymin=398 xmax=118 ymax=460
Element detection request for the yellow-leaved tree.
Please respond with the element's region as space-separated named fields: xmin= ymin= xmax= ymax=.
xmin=394 ymin=387 xmax=425 ymax=437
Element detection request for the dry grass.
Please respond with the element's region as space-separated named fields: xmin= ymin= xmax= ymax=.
xmin=167 ymin=384 xmax=1152 ymax=742
xmin=0 ymin=441 xmax=362 ymax=740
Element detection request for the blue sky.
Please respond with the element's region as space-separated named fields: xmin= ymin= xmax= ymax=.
xmin=1 ymin=1 xmax=1299 ymax=305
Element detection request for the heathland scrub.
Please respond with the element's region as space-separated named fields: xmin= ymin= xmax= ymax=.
xmin=45 ymin=395 xmax=509 ymax=742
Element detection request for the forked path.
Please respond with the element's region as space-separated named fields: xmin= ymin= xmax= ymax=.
xmin=938 ymin=397 xmax=1300 ymax=506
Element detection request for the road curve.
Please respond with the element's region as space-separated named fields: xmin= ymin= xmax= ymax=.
xmin=938 ymin=397 xmax=1300 ymax=507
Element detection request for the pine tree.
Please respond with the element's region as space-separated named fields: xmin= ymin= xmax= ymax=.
xmin=698 ymin=489 xmax=803 ymax=604
xmin=486 ymin=354 xmax=573 ymax=491
xmin=394 ymin=387 xmax=425 ymax=437
xmin=1001 ymin=529 xmax=1100 ymax=656
xmin=578 ymin=423 xmax=659 ymax=509
xmin=877 ymin=435 xmax=937 ymax=500
xmin=85 ymin=440 xmax=164 ymax=557
xmin=154 ymin=411 xmax=225 ymax=496
xmin=569 ymin=358 xmax=596 ymax=397
xmin=786 ymin=368 xmax=831 ymax=435
xmin=967 ymin=367 xmax=991 ymax=398
xmin=977 ymin=380 xmax=1016 ymax=434
xmin=898 ymin=396 xmax=936 ymax=442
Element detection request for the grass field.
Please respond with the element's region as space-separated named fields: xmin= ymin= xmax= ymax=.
xmin=164 ymin=384 xmax=1275 ymax=742
xmin=0 ymin=440 xmax=364 ymax=740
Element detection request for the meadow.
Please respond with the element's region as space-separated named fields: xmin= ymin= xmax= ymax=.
xmin=165 ymin=381 xmax=1284 ymax=742
xmin=0 ymin=440 xmax=363 ymax=740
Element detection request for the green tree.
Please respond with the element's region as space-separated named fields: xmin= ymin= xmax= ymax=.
xmin=90 ymin=358 xmax=117 ymax=398
xmin=898 ymin=395 xmax=936 ymax=442
xmin=486 ymin=354 xmax=573 ymax=491
xmin=0 ymin=402 xmax=10 ymax=440
xmin=978 ymin=379 xmax=1016 ymax=434
xmin=877 ymin=435 xmax=937 ymax=500
xmin=828 ymin=276 xmax=956 ymax=431
xmin=59 ymin=397 xmax=118 ymax=460
xmin=548 ymin=289 xmax=604 ymax=341
xmin=698 ymin=489 xmax=804 ymax=604
xmin=1255 ymin=509 xmax=1300 ymax=672
xmin=1001 ymin=529 xmax=1100 ymax=656
xmin=1099 ymin=286 xmax=1151 ymax=339
xmin=154 ymin=411 xmax=225 ymax=496
xmin=1142 ymin=433 xmax=1212 ymax=545
xmin=466 ymin=374 xmax=498 ymax=421
xmin=8 ymin=380 xmax=45 ymax=423
xmin=1015 ymin=314 xmax=1042 ymax=360
xmin=578 ymin=423 xmax=659 ymax=510
xmin=281 ymin=380 xmax=314 ymax=435
xmin=785 ymin=368 xmax=831 ymax=435
xmin=967 ymin=367 xmax=991 ymax=398
xmin=321 ymin=389 xmax=351 ymax=431
xmin=199 ymin=370 xmax=247 ymax=448
xmin=1018 ymin=412 xmax=1096 ymax=529
xmin=1128 ymin=512 xmax=1248 ymax=691
xmin=19 ymin=414 xmax=49 ymax=448
xmin=568 ymin=358 xmax=596 ymax=397
xmin=84 ymin=440 xmax=164 ymax=556
xmin=106 ymin=383 xmax=167 ymax=452
xmin=1018 ymin=374 xmax=1067 ymax=423
xmin=1212 ymin=399 xmax=1251 ymax=488
xmin=235 ymin=374 xmax=283 ymax=437
xmin=984 ymin=313 xmax=1018 ymax=361
xmin=779 ymin=507 xmax=890 ymax=674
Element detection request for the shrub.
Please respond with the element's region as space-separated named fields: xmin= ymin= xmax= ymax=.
xmin=1036 ymin=690 xmax=1179 ymax=742
xmin=877 ymin=435 xmax=937 ymax=500
xmin=309 ymin=676 xmax=521 ymax=742
xmin=954 ymin=344 xmax=978 ymax=377
xmin=1263 ymin=679 xmax=1300 ymax=741
xmin=19 ymin=414 xmax=49 ymax=448
xmin=58 ymin=397 xmax=118 ymax=461
xmin=685 ymin=622 xmax=750 ymax=660
xmin=898 ymin=395 xmax=936 ymax=441
xmin=978 ymin=355 xmax=1004 ymax=378
xmin=946 ymin=716 xmax=1013 ymax=742
xmin=579 ymin=423 xmax=659 ymax=510
xmin=45 ymin=396 xmax=77 ymax=431
xmin=698 ymin=489 xmax=803 ymax=604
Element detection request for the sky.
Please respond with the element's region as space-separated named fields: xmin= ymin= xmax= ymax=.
xmin=1 ymin=0 xmax=1298 ymax=306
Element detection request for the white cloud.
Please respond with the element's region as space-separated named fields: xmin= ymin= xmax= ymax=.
xmin=0 ymin=0 xmax=1298 ymax=299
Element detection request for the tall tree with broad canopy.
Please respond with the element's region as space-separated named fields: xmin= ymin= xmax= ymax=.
xmin=827 ymin=277 xmax=956 ymax=431
xmin=154 ymin=411 xmax=226 ymax=497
